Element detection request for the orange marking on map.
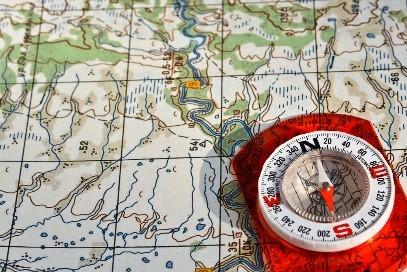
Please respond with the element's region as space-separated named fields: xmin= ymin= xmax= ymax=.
xmin=186 ymin=80 xmax=200 ymax=89
xmin=194 ymin=268 xmax=213 ymax=272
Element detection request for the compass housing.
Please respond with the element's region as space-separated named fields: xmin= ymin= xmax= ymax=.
xmin=258 ymin=130 xmax=395 ymax=252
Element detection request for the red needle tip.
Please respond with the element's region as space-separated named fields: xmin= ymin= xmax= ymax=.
xmin=319 ymin=185 xmax=335 ymax=214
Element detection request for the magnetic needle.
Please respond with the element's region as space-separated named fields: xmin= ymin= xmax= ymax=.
xmin=258 ymin=130 xmax=395 ymax=252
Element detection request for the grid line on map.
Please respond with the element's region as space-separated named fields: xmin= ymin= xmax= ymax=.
xmin=110 ymin=2 xmax=135 ymax=272
xmin=0 ymin=155 xmax=229 ymax=163
xmin=0 ymin=148 xmax=402 ymax=164
xmin=0 ymin=66 xmax=404 ymax=86
xmin=2 ymin=2 xmax=45 ymax=271
xmin=313 ymin=0 xmax=322 ymax=128
xmin=0 ymin=0 xmax=331 ymax=12
xmin=0 ymin=244 xmax=226 ymax=249
xmin=218 ymin=0 xmax=225 ymax=270
xmin=3 ymin=233 xmax=407 ymax=250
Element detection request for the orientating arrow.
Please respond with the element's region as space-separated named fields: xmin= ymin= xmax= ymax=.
xmin=263 ymin=193 xmax=280 ymax=207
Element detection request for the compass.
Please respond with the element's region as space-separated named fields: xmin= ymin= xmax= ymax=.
xmin=234 ymin=114 xmax=407 ymax=270
xmin=258 ymin=130 xmax=395 ymax=252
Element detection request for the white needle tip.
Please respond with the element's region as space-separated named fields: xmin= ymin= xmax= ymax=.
xmin=316 ymin=159 xmax=333 ymax=188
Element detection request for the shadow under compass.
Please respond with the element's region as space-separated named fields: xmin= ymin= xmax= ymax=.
xmin=194 ymin=123 xmax=267 ymax=271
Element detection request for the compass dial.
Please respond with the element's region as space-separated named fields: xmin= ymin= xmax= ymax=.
xmin=258 ymin=131 xmax=395 ymax=252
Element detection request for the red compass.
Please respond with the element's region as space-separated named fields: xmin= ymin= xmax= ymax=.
xmin=233 ymin=114 xmax=407 ymax=271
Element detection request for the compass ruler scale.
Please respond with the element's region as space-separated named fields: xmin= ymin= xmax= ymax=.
xmin=233 ymin=114 xmax=407 ymax=271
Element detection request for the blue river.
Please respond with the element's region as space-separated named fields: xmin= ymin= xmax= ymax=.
xmin=175 ymin=1 xmax=261 ymax=271
xmin=175 ymin=0 xmax=253 ymax=152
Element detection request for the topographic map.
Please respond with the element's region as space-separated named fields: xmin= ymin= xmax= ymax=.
xmin=0 ymin=0 xmax=406 ymax=271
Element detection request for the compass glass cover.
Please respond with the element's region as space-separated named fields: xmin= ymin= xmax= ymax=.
xmin=281 ymin=150 xmax=369 ymax=223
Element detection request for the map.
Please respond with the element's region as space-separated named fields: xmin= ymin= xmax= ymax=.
xmin=0 ymin=0 xmax=406 ymax=271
